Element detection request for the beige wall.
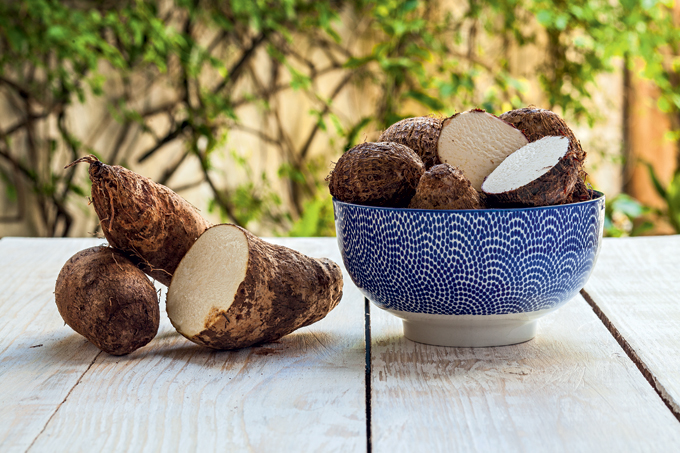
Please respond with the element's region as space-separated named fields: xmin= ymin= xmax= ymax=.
xmin=0 ymin=7 xmax=641 ymax=238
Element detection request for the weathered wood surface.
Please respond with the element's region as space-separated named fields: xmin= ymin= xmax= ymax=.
xmin=0 ymin=238 xmax=105 ymax=453
xmin=370 ymin=293 xmax=680 ymax=452
xmin=5 ymin=236 xmax=680 ymax=453
xmin=583 ymin=235 xmax=680 ymax=416
xmin=0 ymin=237 xmax=366 ymax=453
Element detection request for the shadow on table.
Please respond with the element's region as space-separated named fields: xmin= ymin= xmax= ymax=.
xmin=26 ymin=331 xmax=100 ymax=364
xmin=100 ymin=329 xmax=365 ymax=369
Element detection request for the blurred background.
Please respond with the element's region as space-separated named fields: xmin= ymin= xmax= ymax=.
xmin=0 ymin=0 xmax=679 ymax=239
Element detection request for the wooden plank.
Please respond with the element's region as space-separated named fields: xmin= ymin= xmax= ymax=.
xmin=25 ymin=238 xmax=366 ymax=452
xmin=370 ymin=293 xmax=680 ymax=452
xmin=0 ymin=238 xmax=105 ymax=453
xmin=583 ymin=236 xmax=680 ymax=415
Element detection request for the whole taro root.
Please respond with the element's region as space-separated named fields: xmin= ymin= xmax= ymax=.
xmin=379 ymin=116 xmax=444 ymax=169
xmin=67 ymin=155 xmax=211 ymax=286
xmin=409 ymin=164 xmax=482 ymax=210
xmin=327 ymin=142 xmax=425 ymax=207
xmin=55 ymin=246 xmax=159 ymax=355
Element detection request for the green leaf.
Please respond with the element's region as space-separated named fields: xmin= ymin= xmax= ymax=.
xmin=536 ymin=10 xmax=553 ymax=27
xmin=642 ymin=161 xmax=668 ymax=200
xmin=666 ymin=172 xmax=680 ymax=233
xmin=611 ymin=194 xmax=648 ymax=218
xmin=344 ymin=56 xmax=375 ymax=69
xmin=403 ymin=90 xmax=444 ymax=110
xmin=47 ymin=26 xmax=68 ymax=41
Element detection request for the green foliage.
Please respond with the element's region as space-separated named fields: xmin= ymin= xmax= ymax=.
xmin=604 ymin=194 xmax=654 ymax=237
xmin=644 ymin=162 xmax=680 ymax=233
xmin=288 ymin=193 xmax=336 ymax=237
xmin=0 ymin=0 xmax=679 ymax=236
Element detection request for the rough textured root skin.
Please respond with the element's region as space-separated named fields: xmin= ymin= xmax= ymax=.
xmin=70 ymin=155 xmax=211 ymax=286
xmin=378 ymin=116 xmax=444 ymax=169
xmin=327 ymin=142 xmax=425 ymax=207
xmin=183 ymin=225 xmax=344 ymax=350
xmin=483 ymin=152 xmax=580 ymax=208
xmin=562 ymin=177 xmax=593 ymax=204
xmin=54 ymin=246 xmax=159 ymax=356
xmin=499 ymin=108 xmax=586 ymax=178
xmin=408 ymin=164 xmax=482 ymax=210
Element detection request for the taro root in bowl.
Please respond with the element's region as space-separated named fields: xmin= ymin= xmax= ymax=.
xmin=333 ymin=192 xmax=605 ymax=347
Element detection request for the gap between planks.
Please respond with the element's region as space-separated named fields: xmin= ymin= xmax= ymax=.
xmin=364 ymin=297 xmax=372 ymax=453
xmin=580 ymin=288 xmax=680 ymax=423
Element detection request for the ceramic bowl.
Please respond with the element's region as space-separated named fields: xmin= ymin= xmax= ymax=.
xmin=333 ymin=193 xmax=605 ymax=347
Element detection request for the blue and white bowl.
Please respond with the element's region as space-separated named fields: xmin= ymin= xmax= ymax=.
xmin=334 ymin=193 xmax=605 ymax=347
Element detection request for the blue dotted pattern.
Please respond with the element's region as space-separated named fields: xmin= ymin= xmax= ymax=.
xmin=334 ymin=195 xmax=605 ymax=315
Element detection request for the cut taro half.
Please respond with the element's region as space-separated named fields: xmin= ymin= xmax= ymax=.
xmin=437 ymin=110 xmax=528 ymax=191
xmin=481 ymin=136 xmax=579 ymax=207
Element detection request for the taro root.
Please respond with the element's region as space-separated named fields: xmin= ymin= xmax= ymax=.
xmin=66 ymin=155 xmax=211 ymax=286
xmin=436 ymin=109 xmax=529 ymax=191
xmin=327 ymin=142 xmax=425 ymax=207
xmin=378 ymin=116 xmax=444 ymax=169
xmin=499 ymin=106 xmax=589 ymax=189
xmin=408 ymin=164 xmax=482 ymax=210
xmin=563 ymin=178 xmax=593 ymax=204
xmin=166 ymin=224 xmax=344 ymax=350
xmin=481 ymin=136 xmax=578 ymax=207
xmin=55 ymin=246 xmax=159 ymax=355
xmin=499 ymin=107 xmax=585 ymax=165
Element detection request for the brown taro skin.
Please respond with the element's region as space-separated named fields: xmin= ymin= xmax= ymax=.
xmin=499 ymin=108 xmax=587 ymax=178
xmin=378 ymin=116 xmax=444 ymax=169
xmin=188 ymin=226 xmax=344 ymax=350
xmin=562 ymin=178 xmax=593 ymax=204
xmin=327 ymin=142 xmax=425 ymax=207
xmin=484 ymin=151 xmax=580 ymax=208
xmin=66 ymin=155 xmax=211 ymax=286
xmin=55 ymin=246 xmax=159 ymax=355
xmin=408 ymin=164 xmax=482 ymax=210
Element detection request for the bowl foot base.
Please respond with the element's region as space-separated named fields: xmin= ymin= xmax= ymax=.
xmin=399 ymin=312 xmax=547 ymax=347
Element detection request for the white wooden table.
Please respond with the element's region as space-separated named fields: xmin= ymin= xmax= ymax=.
xmin=1 ymin=236 xmax=679 ymax=452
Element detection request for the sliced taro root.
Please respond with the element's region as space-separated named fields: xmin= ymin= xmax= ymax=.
xmin=499 ymin=107 xmax=585 ymax=165
xmin=166 ymin=224 xmax=344 ymax=350
xmin=563 ymin=178 xmax=593 ymax=204
xmin=378 ymin=116 xmax=444 ymax=169
xmin=481 ymin=136 xmax=578 ymax=207
xmin=437 ymin=110 xmax=529 ymax=191
xmin=408 ymin=164 xmax=482 ymax=210
xmin=327 ymin=141 xmax=425 ymax=207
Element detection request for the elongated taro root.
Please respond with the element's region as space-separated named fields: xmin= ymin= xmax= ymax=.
xmin=55 ymin=246 xmax=159 ymax=355
xmin=166 ymin=224 xmax=344 ymax=349
xmin=436 ymin=109 xmax=529 ymax=191
xmin=327 ymin=142 xmax=424 ymax=207
xmin=66 ymin=155 xmax=210 ymax=286
xmin=379 ymin=116 xmax=444 ymax=168
xmin=409 ymin=164 xmax=482 ymax=210
xmin=481 ymin=136 xmax=578 ymax=207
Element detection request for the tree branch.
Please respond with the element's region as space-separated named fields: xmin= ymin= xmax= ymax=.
xmin=212 ymin=32 xmax=268 ymax=95
xmin=0 ymin=110 xmax=54 ymax=140
xmin=0 ymin=76 xmax=31 ymax=100
xmin=299 ymin=72 xmax=353 ymax=160
xmin=137 ymin=120 xmax=191 ymax=163
xmin=197 ymin=154 xmax=241 ymax=226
